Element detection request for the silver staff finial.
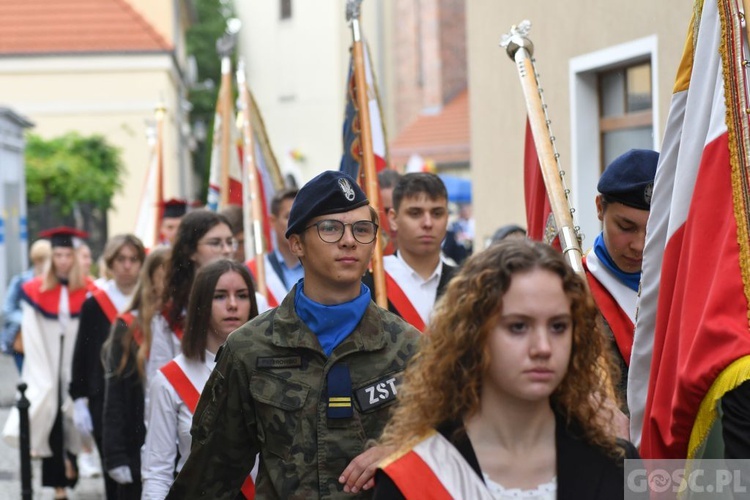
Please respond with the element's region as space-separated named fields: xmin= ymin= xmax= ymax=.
xmin=216 ymin=18 xmax=241 ymax=58
xmin=500 ymin=20 xmax=533 ymax=60
xmin=346 ymin=0 xmax=363 ymax=23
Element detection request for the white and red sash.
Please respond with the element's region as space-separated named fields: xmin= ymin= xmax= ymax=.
xmin=91 ymin=288 xmax=119 ymax=324
xmin=380 ymin=431 xmax=493 ymax=499
xmin=384 ymin=272 xmax=425 ymax=333
xmin=245 ymin=255 xmax=286 ymax=308
xmin=583 ymin=251 xmax=636 ymax=365
xmin=160 ymin=357 xmax=255 ymax=499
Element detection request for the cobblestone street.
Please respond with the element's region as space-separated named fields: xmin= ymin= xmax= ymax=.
xmin=0 ymin=355 xmax=104 ymax=499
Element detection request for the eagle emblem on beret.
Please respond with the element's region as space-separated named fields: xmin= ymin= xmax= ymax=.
xmin=338 ymin=178 xmax=356 ymax=201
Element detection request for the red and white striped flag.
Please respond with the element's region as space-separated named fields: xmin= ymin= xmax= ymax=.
xmin=628 ymin=0 xmax=750 ymax=459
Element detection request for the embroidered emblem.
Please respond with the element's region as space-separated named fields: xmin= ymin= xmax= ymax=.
xmin=354 ymin=374 xmax=401 ymax=412
xmin=339 ymin=177 xmax=356 ymax=201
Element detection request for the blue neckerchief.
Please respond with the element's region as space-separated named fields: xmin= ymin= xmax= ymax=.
xmin=593 ymin=233 xmax=641 ymax=292
xmin=295 ymin=280 xmax=371 ymax=356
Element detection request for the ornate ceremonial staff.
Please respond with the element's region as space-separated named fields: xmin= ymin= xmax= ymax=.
xmin=237 ymin=60 xmax=268 ymax=297
xmin=501 ymin=21 xmax=584 ymax=276
xmin=346 ymin=0 xmax=387 ymax=308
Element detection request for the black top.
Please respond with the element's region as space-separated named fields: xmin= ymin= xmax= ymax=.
xmin=101 ymin=317 xmax=146 ymax=476
xmin=70 ymin=294 xmax=113 ymax=438
xmin=374 ymin=411 xmax=642 ymax=500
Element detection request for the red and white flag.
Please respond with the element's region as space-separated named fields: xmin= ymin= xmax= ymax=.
xmin=207 ymin=59 xmax=243 ymax=211
xmin=628 ymin=0 xmax=750 ymax=459
xmin=133 ymin=114 xmax=164 ymax=248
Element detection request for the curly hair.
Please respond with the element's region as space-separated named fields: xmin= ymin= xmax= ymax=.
xmin=163 ymin=209 xmax=231 ymax=326
xmin=379 ymin=239 xmax=622 ymax=458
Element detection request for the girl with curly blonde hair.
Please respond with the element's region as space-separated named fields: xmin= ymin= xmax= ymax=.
xmin=375 ymin=239 xmax=638 ymax=499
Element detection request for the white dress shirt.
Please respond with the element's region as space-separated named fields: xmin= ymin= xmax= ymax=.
xmin=383 ymin=253 xmax=443 ymax=325
xmin=146 ymin=313 xmax=182 ymax=386
xmin=100 ymin=278 xmax=135 ymax=313
xmin=141 ymin=352 xmax=215 ymax=500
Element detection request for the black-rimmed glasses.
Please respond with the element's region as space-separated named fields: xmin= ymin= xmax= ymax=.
xmin=303 ymin=220 xmax=379 ymax=244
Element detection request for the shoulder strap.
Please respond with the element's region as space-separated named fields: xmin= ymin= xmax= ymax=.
xmin=92 ymin=288 xmax=119 ymax=324
xmin=384 ymin=272 xmax=425 ymax=333
xmin=159 ymin=360 xmax=200 ymax=413
xmin=583 ymin=262 xmax=635 ymax=365
xmin=382 ymin=450 xmax=453 ymax=499
xmin=381 ymin=431 xmax=493 ymax=499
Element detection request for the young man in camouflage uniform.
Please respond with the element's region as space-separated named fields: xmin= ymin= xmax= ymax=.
xmin=168 ymin=170 xmax=420 ymax=499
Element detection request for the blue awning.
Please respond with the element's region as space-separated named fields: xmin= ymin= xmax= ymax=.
xmin=439 ymin=174 xmax=472 ymax=204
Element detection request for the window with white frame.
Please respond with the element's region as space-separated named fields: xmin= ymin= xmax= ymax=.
xmin=569 ymin=36 xmax=658 ymax=245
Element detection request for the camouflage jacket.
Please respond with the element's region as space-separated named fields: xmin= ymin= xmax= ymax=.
xmin=167 ymin=286 xmax=420 ymax=499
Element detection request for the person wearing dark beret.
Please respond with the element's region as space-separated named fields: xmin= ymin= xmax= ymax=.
xmin=582 ymin=149 xmax=658 ymax=409
xmin=168 ymin=170 xmax=420 ymax=499
xmin=159 ymin=198 xmax=188 ymax=246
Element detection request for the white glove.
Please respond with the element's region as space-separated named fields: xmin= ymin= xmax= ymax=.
xmin=73 ymin=397 xmax=93 ymax=436
xmin=108 ymin=465 xmax=133 ymax=484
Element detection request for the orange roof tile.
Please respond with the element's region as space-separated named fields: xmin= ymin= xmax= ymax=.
xmin=0 ymin=0 xmax=171 ymax=55
xmin=389 ymin=89 xmax=471 ymax=168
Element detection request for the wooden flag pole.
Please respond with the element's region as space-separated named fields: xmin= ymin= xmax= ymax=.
xmin=501 ymin=21 xmax=584 ymax=276
xmin=501 ymin=24 xmax=626 ymax=430
xmin=347 ymin=0 xmax=387 ymax=309
xmin=154 ymin=103 xmax=166 ymax=246
xmin=237 ymin=61 xmax=268 ymax=298
xmin=219 ymin=56 xmax=232 ymax=209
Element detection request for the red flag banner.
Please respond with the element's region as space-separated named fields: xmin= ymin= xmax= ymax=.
xmin=628 ymin=0 xmax=750 ymax=459
xmin=524 ymin=119 xmax=555 ymax=244
xmin=523 ymin=119 xmax=561 ymax=250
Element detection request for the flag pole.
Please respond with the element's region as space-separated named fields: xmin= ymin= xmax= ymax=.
xmin=347 ymin=0 xmax=387 ymax=308
xmin=237 ymin=60 xmax=268 ymax=298
xmin=218 ymin=57 xmax=232 ymax=209
xmin=154 ymin=103 xmax=166 ymax=246
xmin=216 ymin=30 xmax=238 ymax=210
xmin=501 ymin=21 xmax=584 ymax=276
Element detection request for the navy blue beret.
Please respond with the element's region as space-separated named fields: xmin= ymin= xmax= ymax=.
xmin=285 ymin=171 xmax=369 ymax=238
xmin=598 ymin=149 xmax=659 ymax=210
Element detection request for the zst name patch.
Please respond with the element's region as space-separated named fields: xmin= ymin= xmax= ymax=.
xmin=256 ymin=356 xmax=302 ymax=369
xmin=354 ymin=375 xmax=400 ymax=412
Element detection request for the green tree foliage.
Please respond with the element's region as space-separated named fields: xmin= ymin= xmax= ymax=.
xmin=25 ymin=132 xmax=124 ymax=214
xmin=186 ymin=0 xmax=235 ymax=191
